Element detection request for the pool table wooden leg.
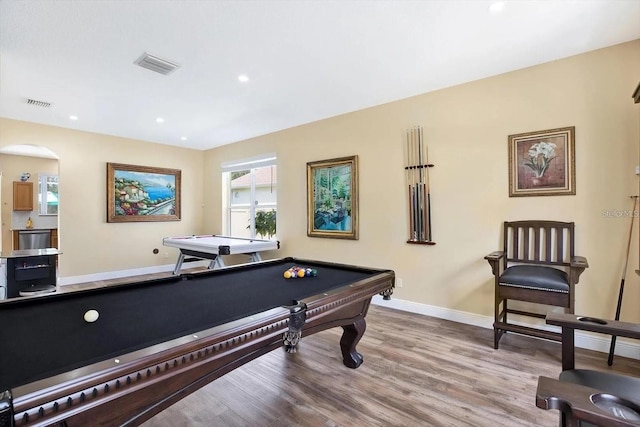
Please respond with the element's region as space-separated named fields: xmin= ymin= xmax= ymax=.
xmin=340 ymin=317 xmax=366 ymax=368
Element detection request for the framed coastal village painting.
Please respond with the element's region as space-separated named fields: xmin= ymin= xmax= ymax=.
xmin=107 ymin=162 xmax=181 ymax=222
xmin=508 ymin=126 xmax=575 ymax=197
xmin=306 ymin=155 xmax=359 ymax=239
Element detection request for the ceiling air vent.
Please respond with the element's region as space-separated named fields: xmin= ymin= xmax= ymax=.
xmin=134 ymin=52 xmax=180 ymax=75
xmin=26 ymin=98 xmax=51 ymax=108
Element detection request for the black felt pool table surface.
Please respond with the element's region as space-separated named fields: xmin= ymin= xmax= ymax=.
xmin=0 ymin=258 xmax=378 ymax=391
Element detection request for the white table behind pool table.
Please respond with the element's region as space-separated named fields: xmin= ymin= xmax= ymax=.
xmin=162 ymin=235 xmax=280 ymax=274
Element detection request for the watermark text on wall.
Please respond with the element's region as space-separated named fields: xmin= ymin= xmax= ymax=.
xmin=602 ymin=209 xmax=639 ymax=218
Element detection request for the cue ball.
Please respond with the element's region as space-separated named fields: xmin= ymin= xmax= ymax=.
xmin=84 ymin=309 xmax=99 ymax=323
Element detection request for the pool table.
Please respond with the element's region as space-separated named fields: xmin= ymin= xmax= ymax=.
xmin=162 ymin=234 xmax=280 ymax=274
xmin=0 ymin=257 xmax=394 ymax=426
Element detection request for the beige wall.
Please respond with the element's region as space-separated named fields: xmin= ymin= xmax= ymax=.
xmin=0 ymin=121 xmax=204 ymax=276
xmin=204 ymin=40 xmax=640 ymax=323
xmin=0 ymin=40 xmax=637 ymax=325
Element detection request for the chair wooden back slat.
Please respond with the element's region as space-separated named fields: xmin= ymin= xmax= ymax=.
xmin=504 ymin=221 xmax=574 ymax=267
xmin=543 ymin=226 xmax=549 ymax=262
xmin=533 ymin=227 xmax=540 ymax=261
xmin=569 ymin=227 xmax=575 ymax=258
xmin=556 ymin=227 xmax=564 ymax=264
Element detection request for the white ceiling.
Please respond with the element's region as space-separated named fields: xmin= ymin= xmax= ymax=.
xmin=1 ymin=1 xmax=639 ymax=151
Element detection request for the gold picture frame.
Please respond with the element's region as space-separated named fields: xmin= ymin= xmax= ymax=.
xmin=508 ymin=126 xmax=576 ymax=197
xmin=307 ymin=156 xmax=359 ymax=239
xmin=107 ymin=163 xmax=181 ymax=222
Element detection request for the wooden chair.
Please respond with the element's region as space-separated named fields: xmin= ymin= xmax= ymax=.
xmin=536 ymin=312 xmax=640 ymax=426
xmin=485 ymin=220 xmax=588 ymax=349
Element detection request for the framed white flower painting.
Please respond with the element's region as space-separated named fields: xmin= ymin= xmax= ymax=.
xmin=508 ymin=126 xmax=575 ymax=197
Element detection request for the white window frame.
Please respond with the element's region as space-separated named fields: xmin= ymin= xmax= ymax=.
xmin=38 ymin=174 xmax=58 ymax=215
xmin=222 ymin=155 xmax=277 ymax=239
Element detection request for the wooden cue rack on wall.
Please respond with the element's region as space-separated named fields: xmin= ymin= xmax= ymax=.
xmin=404 ymin=126 xmax=435 ymax=245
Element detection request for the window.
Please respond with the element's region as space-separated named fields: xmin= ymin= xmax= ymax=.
xmin=38 ymin=174 xmax=58 ymax=215
xmin=222 ymin=156 xmax=277 ymax=240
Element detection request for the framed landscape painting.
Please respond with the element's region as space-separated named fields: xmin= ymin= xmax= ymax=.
xmin=307 ymin=155 xmax=358 ymax=239
xmin=508 ymin=126 xmax=576 ymax=197
xmin=107 ymin=163 xmax=181 ymax=222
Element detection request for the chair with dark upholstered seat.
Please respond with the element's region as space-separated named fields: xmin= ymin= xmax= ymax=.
xmin=485 ymin=220 xmax=588 ymax=349
xmin=536 ymin=312 xmax=640 ymax=426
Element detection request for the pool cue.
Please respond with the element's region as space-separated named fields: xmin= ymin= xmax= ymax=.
xmin=417 ymin=127 xmax=425 ymax=241
xmin=425 ymin=143 xmax=432 ymax=242
xmin=418 ymin=127 xmax=426 ymax=242
xmin=607 ymin=194 xmax=638 ymax=366
xmin=413 ymin=127 xmax=424 ymax=241
xmin=409 ymin=129 xmax=418 ymax=241
xmin=412 ymin=128 xmax=421 ymax=240
xmin=419 ymin=127 xmax=429 ymax=242
xmin=406 ymin=130 xmax=415 ymax=240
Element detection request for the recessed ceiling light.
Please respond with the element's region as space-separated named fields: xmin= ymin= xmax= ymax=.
xmin=238 ymin=74 xmax=249 ymax=83
xmin=489 ymin=1 xmax=505 ymax=13
xmin=156 ymin=117 xmax=165 ymax=123
xmin=69 ymin=115 xmax=78 ymax=120
xmin=181 ymin=136 xmax=187 ymax=141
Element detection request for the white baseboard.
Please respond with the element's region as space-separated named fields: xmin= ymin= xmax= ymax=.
xmin=372 ymin=295 xmax=640 ymax=361
xmin=57 ymin=261 xmax=209 ymax=286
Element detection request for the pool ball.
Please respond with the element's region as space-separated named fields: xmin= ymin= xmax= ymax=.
xmin=84 ymin=309 xmax=100 ymax=323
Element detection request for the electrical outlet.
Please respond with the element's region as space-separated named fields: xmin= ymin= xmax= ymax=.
xmin=163 ymin=252 xmax=169 ymax=259
xmin=636 ymin=165 xmax=640 ymax=175
xmin=396 ymin=278 xmax=403 ymax=288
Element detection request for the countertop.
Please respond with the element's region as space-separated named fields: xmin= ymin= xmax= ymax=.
xmin=10 ymin=228 xmax=57 ymax=231
xmin=0 ymin=248 xmax=62 ymax=259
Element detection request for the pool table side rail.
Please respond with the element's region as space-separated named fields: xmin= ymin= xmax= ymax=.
xmin=181 ymin=256 xmax=392 ymax=290
xmin=12 ymin=306 xmax=290 ymax=426
xmin=10 ymin=267 xmax=394 ymax=427
xmin=178 ymin=256 xmax=391 ymax=278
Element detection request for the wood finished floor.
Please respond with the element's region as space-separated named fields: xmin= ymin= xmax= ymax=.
xmin=62 ymin=275 xmax=640 ymax=427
